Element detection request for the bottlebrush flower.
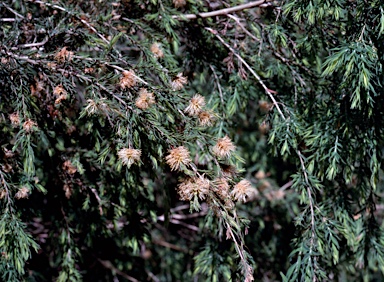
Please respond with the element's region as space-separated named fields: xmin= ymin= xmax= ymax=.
xmin=165 ymin=146 xmax=191 ymax=171
xmin=198 ymin=110 xmax=215 ymax=126
xmin=185 ymin=94 xmax=205 ymax=116
xmin=120 ymin=70 xmax=137 ymax=89
xmin=212 ymin=136 xmax=236 ymax=158
xmin=171 ymin=73 xmax=187 ymax=91
xmin=231 ymin=179 xmax=255 ymax=203
xmin=118 ymin=148 xmax=142 ymax=167
xmin=150 ymin=43 xmax=164 ymax=58
xmin=23 ymin=119 xmax=37 ymax=133
xmin=178 ymin=176 xmax=210 ymax=201
xmin=135 ymin=88 xmax=155 ymax=110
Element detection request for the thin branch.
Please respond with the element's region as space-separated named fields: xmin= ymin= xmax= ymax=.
xmin=206 ymin=27 xmax=286 ymax=120
xmin=27 ymin=0 xmax=110 ymax=45
xmin=17 ymin=37 xmax=49 ymax=49
xmin=173 ymin=0 xmax=270 ymax=20
xmin=227 ymin=14 xmax=261 ymax=43
xmin=226 ymin=222 xmax=253 ymax=280
xmin=98 ymin=259 xmax=140 ymax=282
xmin=0 ymin=18 xmax=16 ymax=22
xmin=152 ymin=239 xmax=189 ymax=253
xmin=89 ymin=187 xmax=103 ymax=215
xmin=5 ymin=5 xmax=25 ymax=19
xmin=279 ymin=180 xmax=293 ymax=191
xmin=209 ymin=65 xmax=224 ymax=107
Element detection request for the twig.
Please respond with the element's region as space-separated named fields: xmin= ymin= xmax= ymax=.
xmin=0 ymin=18 xmax=16 ymax=22
xmin=89 ymin=187 xmax=103 ymax=215
xmin=209 ymin=65 xmax=224 ymax=107
xmin=226 ymin=222 xmax=253 ymax=279
xmin=227 ymin=14 xmax=261 ymax=43
xmin=173 ymin=0 xmax=269 ymax=20
xmin=72 ymin=55 xmax=149 ymax=85
xmin=206 ymin=27 xmax=286 ymax=121
xmin=279 ymin=180 xmax=293 ymax=191
xmin=98 ymin=259 xmax=140 ymax=282
xmin=5 ymin=5 xmax=25 ymax=19
xmin=146 ymin=270 xmax=160 ymax=282
xmin=17 ymin=37 xmax=49 ymax=49
xmin=27 ymin=0 xmax=110 ymax=45
xmin=157 ymin=216 xmax=200 ymax=232
xmin=153 ymin=239 xmax=189 ymax=253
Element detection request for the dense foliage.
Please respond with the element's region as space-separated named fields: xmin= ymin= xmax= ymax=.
xmin=1 ymin=0 xmax=384 ymax=281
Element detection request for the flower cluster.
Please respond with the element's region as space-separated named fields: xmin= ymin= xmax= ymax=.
xmin=118 ymin=148 xmax=142 ymax=167
xmin=135 ymin=88 xmax=155 ymax=110
xmin=198 ymin=110 xmax=215 ymax=126
xmin=120 ymin=70 xmax=137 ymax=89
xmin=150 ymin=43 xmax=164 ymax=58
xmin=15 ymin=187 xmax=30 ymax=199
xmin=231 ymin=179 xmax=256 ymax=203
xmin=212 ymin=136 xmax=236 ymax=158
xmin=53 ymin=84 xmax=68 ymax=104
xmin=165 ymin=146 xmax=192 ymax=171
xmin=54 ymin=46 xmax=73 ymax=63
xmin=23 ymin=119 xmax=37 ymax=133
xmin=173 ymin=0 xmax=186 ymax=8
xmin=185 ymin=94 xmax=205 ymax=116
xmin=9 ymin=112 xmax=20 ymax=126
xmin=62 ymin=160 xmax=77 ymax=175
xmin=171 ymin=73 xmax=188 ymax=90
xmin=178 ymin=176 xmax=210 ymax=201
xmin=213 ymin=178 xmax=230 ymax=200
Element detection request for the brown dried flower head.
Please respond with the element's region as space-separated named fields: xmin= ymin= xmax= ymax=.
xmin=165 ymin=146 xmax=192 ymax=171
xmin=231 ymin=179 xmax=256 ymax=203
xmin=150 ymin=43 xmax=164 ymax=58
xmin=3 ymin=148 xmax=14 ymax=158
xmin=84 ymin=98 xmax=109 ymax=115
xmin=198 ymin=110 xmax=215 ymax=126
xmin=62 ymin=160 xmax=77 ymax=175
xmin=15 ymin=187 xmax=30 ymax=199
xmin=178 ymin=176 xmax=210 ymax=201
xmin=23 ymin=119 xmax=37 ymax=133
xmin=63 ymin=184 xmax=73 ymax=199
xmin=213 ymin=178 xmax=230 ymax=200
xmin=173 ymin=0 xmax=186 ymax=8
xmin=0 ymin=189 xmax=7 ymax=199
xmin=47 ymin=62 xmax=57 ymax=69
xmin=9 ymin=112 xmax=20 ymax=126
xmin=185 ymin=94 xmax=205 ymax=116
xmin=135 ymin=88 xmax=156 ymax=110
xmin=259 ymin=100 xmax=273 ymax=113
xmin=2 ymin=164 xmax=12 ymax=173
xmin=212 ymin=136 xmax=236 ymax=158
xmin=30 ymin=79 xmax=44 ymax=97
xmin=84 ymin=67 xmax=94 ymax=74
xmin=53 ymin=85 xmax=68 ymax=104
xmin=171 ymin=73 xmax=188 ymax=91
xmin=120 ymin=70 xmax=137 ymax=89
xmin=54 ymin=47 xmax=73 ymax=63
xmin=53 ymin=85 xmax=66 ymax=96
xmin=220 ymin=163 xmax=238 ymax=178
xmin=1 ymin=57 xmax=9 ymax=65
xmin=118 ymin=148 xmax=142 ymax=167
